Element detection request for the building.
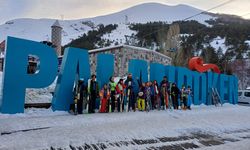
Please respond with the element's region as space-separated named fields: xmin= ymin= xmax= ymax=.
xmin=0 ymin=40 xmax=5 ymax=71
xmin=89 ymin=45 xmax=172 ymax=77
xmin=51 ymin=20 xmax=62 ymax=56
xmin=0 ymin=40 xmax=5 ymax=52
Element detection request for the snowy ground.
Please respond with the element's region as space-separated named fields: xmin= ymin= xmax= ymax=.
xmin=1 ymin=104 xmax=250 ymax=150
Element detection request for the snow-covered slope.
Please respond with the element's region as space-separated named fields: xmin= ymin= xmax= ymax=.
xmin=210 ymin=36 xmax=228 ymax=54
xmin=0 ymin=3 xmax=213 ymax=45
xmin=0 ymin=18 xmax=92 ymax=45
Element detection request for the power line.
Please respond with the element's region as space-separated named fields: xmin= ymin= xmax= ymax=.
xmin=183 ymin=0 xmax=236 ymax=21
xmin=139 ymin=0 xmax=237 ymax=40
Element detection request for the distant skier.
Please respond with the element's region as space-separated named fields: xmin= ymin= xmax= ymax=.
xmin=109 ymin=76 xmax=117 ymax=112
xmin=116 ymin=79 xmax=126 ymax=112
xmin=125 ymin=73 xmax=136 ymax=112
xmin=88 ymin=74 xmax=99 ymax=113
xmin=170 ymin=83 xmax=180 ymax=110
xmin=99 ymin=84 xmax=110 ymax=113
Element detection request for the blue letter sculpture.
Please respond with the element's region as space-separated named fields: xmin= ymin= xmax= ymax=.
xmin=52 ymin=47 xmax=90 ymax=111
xmin=1 ymin=37 xmax=58 ymax=114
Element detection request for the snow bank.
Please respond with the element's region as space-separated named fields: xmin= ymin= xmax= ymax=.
xmin=0 ymin=104 xmax=250 ymax=149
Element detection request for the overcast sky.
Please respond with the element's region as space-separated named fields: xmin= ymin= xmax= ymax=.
xmin=0 ymin=0 xmax=249 ymax=24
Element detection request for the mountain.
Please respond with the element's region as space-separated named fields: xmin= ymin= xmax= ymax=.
xmin=83 ymin=3 xmax=212 ymax=25
xmin=0 ymin=3 xmax=213 ymax=45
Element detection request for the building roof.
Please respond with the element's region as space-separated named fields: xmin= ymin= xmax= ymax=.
xmin=51 ymin=20 xmax=62 ymax=28
xmin=89 ymin=45 xmax=172 ymax=61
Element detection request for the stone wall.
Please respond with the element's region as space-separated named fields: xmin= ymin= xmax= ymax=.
xmin=89 ymin=45 xmax=171 ymax=77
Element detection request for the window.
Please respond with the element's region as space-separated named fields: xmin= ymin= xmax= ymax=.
xmin=244 ymin=92 xmax=250 ymax=97
xmin=238 ymin=92 xmax=242 ymax=96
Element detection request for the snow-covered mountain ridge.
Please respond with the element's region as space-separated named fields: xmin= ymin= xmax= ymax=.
xmin=0 ymin=3 xmax=213 ymax=45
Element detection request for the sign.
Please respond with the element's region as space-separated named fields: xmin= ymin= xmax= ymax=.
xmin=0 ymin=37 xmax=238 ymax=114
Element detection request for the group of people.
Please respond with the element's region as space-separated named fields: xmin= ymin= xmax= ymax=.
xmin=71 ymin=74 xmax=193 ymax=115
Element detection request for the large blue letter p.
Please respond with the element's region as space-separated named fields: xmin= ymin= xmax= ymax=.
xmin=0 ymin=37 xmax=58 ymax=114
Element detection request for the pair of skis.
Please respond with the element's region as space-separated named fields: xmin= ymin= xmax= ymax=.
xmin=146 ymin=98 xmax=150 ymax=112
xmin=120 ymin=94 xmax=124 ymax=112
xmin=73 ymin=81 xmax=81 ymax=115
xmin=164 ymin=84 xmax=173 ymax=111
xmin=126 ymin=89 xmax=130 ymax=112
xmin=106 ymin=94 xmax=124 ymax=112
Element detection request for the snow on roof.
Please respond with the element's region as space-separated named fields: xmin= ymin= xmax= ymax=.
xmin=89 ymin=45 xmax=172 ymax=60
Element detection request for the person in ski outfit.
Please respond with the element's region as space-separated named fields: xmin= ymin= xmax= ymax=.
xmin=71 ymin=79 xmax=85 ymax=114
xmin=170 ymin=83 xmax=180 ymax=110
xmin=109 ymin=76 xmax=117 ymax=112
xmin=137 ymin=82 xmax=146 ymax=111
xmin=88 ymin=74 xmax=99 ymax=113
xmin=125 ymin=73 xmax=136 ymax=112
xmin=152 ymin=80 xmax=160 ymax=110
xmin=167 ymin=82 xmax=173 ymax=109
xmin=77 ymin=78 xmax=86 ymax=114
xmin=116 ymin=79 xmax=126 ymax=112
xmin=99 ymin=84 xmax=110 ymax=113
xmin=160 ymin=76 xmax=169 ymax=109
xmin=145 ymin=82 xmax=152 ymax=111
xmin=161 ymin=82 xmax=169 ymax=109
xmin=187 ymin=86 xmax=193 ymax=110
xmin=149 ymin=81 xmax=155 ymax=110
xmin=181 ymin=85 xmax=188 ymax=110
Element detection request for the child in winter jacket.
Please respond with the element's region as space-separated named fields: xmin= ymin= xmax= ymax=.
xmin=152 ymin=80 xmax=160 ymax=110
xmin=137 ymin=83 xmax=146 ymax=111
xmin=99 ymin=84 xmax=110 ymax=113
xmin=116 ymin=79 xmax=126 ymax=112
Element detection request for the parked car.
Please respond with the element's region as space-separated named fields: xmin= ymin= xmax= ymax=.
xmin=238 ymin=90 xmax=250 ymax=104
